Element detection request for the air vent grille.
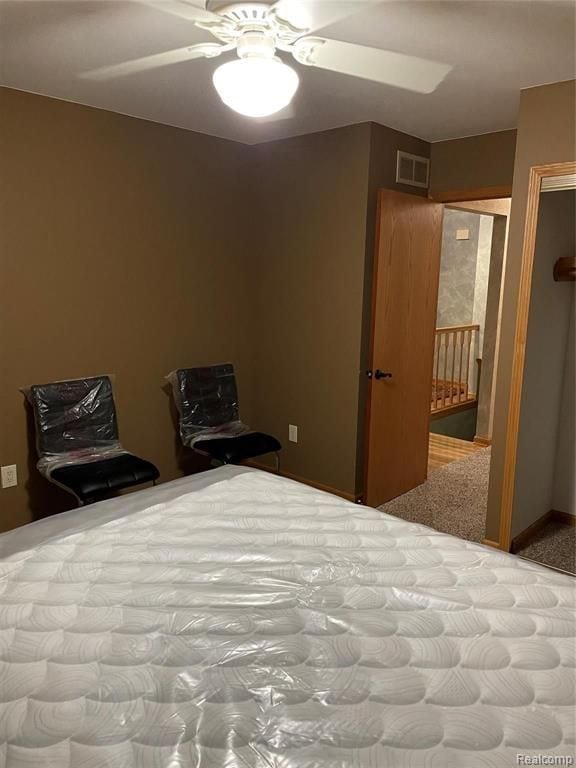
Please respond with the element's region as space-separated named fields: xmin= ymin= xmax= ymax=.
xmin=396 ymin=151 xmax=430 ymax=189
xmin=541 ymin=174 xmax=576 ymax=192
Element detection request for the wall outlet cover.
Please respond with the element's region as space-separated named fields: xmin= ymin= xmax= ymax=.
xmin=289 ymin=424 xmax=298 ymax=443
xmin=1 ymin=464 xmax=18 ymax=488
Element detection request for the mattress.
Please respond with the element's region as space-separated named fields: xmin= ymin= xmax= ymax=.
xmin=0 ymin=466 xmax=574 ymax=768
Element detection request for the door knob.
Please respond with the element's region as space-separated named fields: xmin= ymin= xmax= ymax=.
xmin=374 ymin=369 xmax=392 ymax=380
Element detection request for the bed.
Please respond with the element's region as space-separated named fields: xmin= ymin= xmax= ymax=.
xmin=0 ymin=466 xmax=574 ymax=767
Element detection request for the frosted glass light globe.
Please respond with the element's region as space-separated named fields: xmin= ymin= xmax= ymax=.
xmin=213 ymin=56 xmax=299 ymax=118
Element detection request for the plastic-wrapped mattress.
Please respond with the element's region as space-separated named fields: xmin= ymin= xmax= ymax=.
xmin=0 ymin=466 xmax=574 ymax=767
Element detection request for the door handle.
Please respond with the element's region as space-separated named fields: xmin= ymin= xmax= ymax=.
xmin=374 ymin=369 xmax=393 ymax=380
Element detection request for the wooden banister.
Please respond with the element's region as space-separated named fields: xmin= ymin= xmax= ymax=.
xmin=431 ymin=324 xmax=480 ymax=415
xmin=434 ymin=324 xmax=480 ymax=333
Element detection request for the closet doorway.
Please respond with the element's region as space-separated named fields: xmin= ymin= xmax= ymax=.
xmin=501 ymin=164 xmax=576 ymax=571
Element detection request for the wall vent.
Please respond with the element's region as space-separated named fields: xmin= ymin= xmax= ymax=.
xmin=396 ymin=151 xmax=430 ymax=189
xmin=541 ymin=173 xmax=576 ymax=192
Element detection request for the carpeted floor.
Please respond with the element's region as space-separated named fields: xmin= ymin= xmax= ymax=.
xmin=379 ymin=448 xmax=575 ymax=574
xmin=379 ymin=448 xmax=491 ymax=542
xmin=515 ymin=520 xmax=576 ymax=575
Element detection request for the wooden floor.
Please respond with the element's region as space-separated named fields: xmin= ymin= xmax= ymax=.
xmin=428 ymin=433 xmax=484 ymax=472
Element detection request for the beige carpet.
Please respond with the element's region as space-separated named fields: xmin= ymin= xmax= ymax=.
xmin=379 ymin=448 xmax=491 ymax=542
xmin=515 ymin=520 xmax=575 ymax=575
xmin=379 ymin=448 xmax=575 ymax=574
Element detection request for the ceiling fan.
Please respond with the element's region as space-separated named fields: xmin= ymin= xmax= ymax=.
xmin=84 ymin=0 xmax=451 ymax=118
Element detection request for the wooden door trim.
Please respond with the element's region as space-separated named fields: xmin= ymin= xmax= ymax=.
xmin=361 ymin=185 xmax=506 ymax=502
xmin=498 ymin=161 xmax=576 ymax=551
xmin=431 ymin=185 xmax=512 ymax=203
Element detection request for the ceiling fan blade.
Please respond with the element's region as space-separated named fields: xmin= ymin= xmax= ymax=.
xmin=293 ymin=37 xmax=452 ymax=94
xmin=81 ymin=43 xmax=229 ymax=81
xmin=270 ymin=0 xmax=381 ymax=35
xmin=141 ymin=0 xmax=222 ymax=24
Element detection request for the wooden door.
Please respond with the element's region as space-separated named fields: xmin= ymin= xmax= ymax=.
xmin=365 ymin=190 xmax=444 ymax=507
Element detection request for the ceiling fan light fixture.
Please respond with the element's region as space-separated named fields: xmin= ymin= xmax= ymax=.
xmin=212 ymin=56 xmax=299 ymax=118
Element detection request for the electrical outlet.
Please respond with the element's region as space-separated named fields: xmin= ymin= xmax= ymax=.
xmin=1 ymin=465 xmax=18 ymax=489
xmin=289 ymin=424 xmax=298 ymax=443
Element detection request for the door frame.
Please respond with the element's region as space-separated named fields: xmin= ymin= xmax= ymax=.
xmin=361 ymin=184 xmax=512 ymax=504
xmin=496 ymin=161 xmax=576 ymax=550
xmin=360 ymin=180 xmax=569 ymax=528
xmin=431 ymin=185 xmax=511 ymax=551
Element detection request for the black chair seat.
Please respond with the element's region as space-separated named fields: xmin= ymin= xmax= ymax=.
xmin=51 ymin=454 xmax=159 ymax=503
xmin=194 ymin=432 xmax=281 ymax=464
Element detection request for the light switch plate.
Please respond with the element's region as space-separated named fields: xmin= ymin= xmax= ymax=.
xmin=456 ymin=229 xmax=470 ymax=240
xmin=1 ymin=465 xmax=18 ymax=488
xmin=289 ymin=424 xmax=298 ymax=443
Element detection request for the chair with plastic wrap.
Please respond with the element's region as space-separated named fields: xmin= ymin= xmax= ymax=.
xmin=167 ymin=364 xmax=282 ymax=470
xmin=26 ymin=376 xmax=160 ymax=506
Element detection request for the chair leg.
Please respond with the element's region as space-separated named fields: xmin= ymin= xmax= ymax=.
xmin=274 ymin=452 xmax=281 ymax=474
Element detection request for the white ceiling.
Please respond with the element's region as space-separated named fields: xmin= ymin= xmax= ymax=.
xmin=1 ymin=0 xmax=574 ymax=145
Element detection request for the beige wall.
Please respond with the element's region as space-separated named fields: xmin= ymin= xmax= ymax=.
xmin=430 ymin=130 xmax=517 ymax=197
xmin=486 ymin=79 xmax=576 ymax=542
xmin=249 ymin=122 xmax=430 ymax=496
xmin=1 ymin=90 xmax=432 ymax=526
xmin=511 ymin=190 xmax=575 ymax=537
xmin=0 ymin=87 xmax=253 ymax=531
xmin=254 ymin=124 xmax=429 ymax=495
xmin=0 ymin=83 xmax=524 ymax=530
xmin=250 ymin=125 xmax=371 ymax=495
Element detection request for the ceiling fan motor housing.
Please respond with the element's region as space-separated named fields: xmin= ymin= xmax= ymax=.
xmin=198 ymin=1 xmax=309 ymax=53
xmin=237 ymin=31 xmax=276 ymax=59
